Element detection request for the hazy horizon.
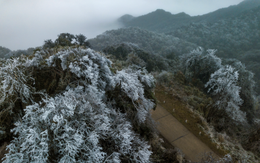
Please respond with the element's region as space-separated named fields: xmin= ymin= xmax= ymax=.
xmin=0 ymin=0 xmax=244 ymax=50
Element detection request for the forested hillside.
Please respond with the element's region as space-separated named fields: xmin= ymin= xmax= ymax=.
xmin=169 ymin=6 xmax=260 ymax=58
xmin=118 ymin=0 xmax=260 ymax=95
xmin=88 ymin=27 xmax=197 ymax=56
xmin=0 ymin=46 xmax=35 ymax=59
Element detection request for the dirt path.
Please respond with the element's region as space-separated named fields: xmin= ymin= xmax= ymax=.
xmin=151 ymin=104 xmax=219 ymax=162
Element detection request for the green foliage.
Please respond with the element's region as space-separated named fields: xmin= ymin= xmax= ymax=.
xmin=43 ymin=33 xmax=91 ymax=49
xmin=75 ymin=34 xmax=90 ymax=47
xmin=55 ymin=33 xmax=75 ymax=46
xmin=43 ymin=39 xmax=55 ymax=49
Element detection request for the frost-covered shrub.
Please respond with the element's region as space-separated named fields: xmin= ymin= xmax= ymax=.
xmin=2 ymin=47 xmax=155 ymax=162
xmin=223 ymin=59 xmax=256 ymax=123
xmin=45 ymin=48 xmax=113 ymax=90
xmin=205 ymin=65 xmax=246 ymax=123
xmin=0 ymin=57 xmax=37 ymax=148
xmin=0 ymin=57 xmax=34 ymax=104
xmin=3 ymin=86 xmax=152 ymax=162
xmin=181 ymin=48 xmax=256 ymax=124
xmin=181 ymin=47 xmax=222 ymax=83
xmin=112 ymin=68 xmax=155 ymax=123
xmin=43 ymin=33 xmax=91 ymax=49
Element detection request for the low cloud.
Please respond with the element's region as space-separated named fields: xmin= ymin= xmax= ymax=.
xmin=0 ymin=0 xmax=243 ymax=50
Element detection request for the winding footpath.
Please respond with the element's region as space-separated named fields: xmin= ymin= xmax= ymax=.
xmin=151 ymin=104 xmax=219 ymax=162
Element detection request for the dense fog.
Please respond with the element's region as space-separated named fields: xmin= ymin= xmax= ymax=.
xmin=0 ymin=0 xmax=243 ymax=50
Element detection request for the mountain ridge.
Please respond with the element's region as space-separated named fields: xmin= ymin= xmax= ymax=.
xmin=119 ymin=0 xmax=260 ymax=33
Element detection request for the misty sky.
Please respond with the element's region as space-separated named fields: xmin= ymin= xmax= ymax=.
xmin=0 ymin=0 xmax=244 ymax=50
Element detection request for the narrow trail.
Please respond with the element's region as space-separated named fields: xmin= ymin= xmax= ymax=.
xmin=151 ymin=104 xmax=219 ymax=162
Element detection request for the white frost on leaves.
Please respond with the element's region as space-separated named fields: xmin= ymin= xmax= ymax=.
xmin=205 ymin=65 xmax=246 ymax=122
xmin=3 ymin=47 xmax=154 ymax=163
xmin=46 ymin=55 xmax=56 ymax=67
xmin=112 ymin=68 xmax=155 ymax=123
xmin=181 ymin=47 xmax=222 ymax=79
xmin=0 ymin=57 xmax=34 ymax=104
xmin=46 ymin=48 xmax=113 ymax=90
xmin=3 ymin=86 xmax=152 ymax=163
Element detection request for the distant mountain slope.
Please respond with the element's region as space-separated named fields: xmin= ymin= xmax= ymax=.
xmin=118 ymin=14 xmax=135 ymax=24
xmin=120 ymin=0 xmax=260 ymax=33
xmin=167 ymin=5 xmax=260 ymax=93
xmin=117 ymin=0 xmax=260 ymax=58
xmin=196 ymin=0 xmax=260 ymax=23
xmin=169 ymin=6 xmax=260 ymax=58
xmin=88 ymin=27 xmax=197 ymax=56
xmin=120 ymin=9 xmax=192 ymax=33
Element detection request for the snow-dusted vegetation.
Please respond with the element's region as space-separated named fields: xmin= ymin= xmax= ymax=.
xmin=88 ymin=27 xmax=197 ymax=56
xmin=0 ymin=47 xmax=158 ymax=162
xmin=205 ymin=65 xmax=246 ymax=122
xmin=180 ymin=47 xmax=256 ymax=124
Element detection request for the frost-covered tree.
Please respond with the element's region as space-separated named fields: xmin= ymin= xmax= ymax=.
xmin=223 ymin=59 xmax=256 ymax=123
xmin=112 ymin=67 xmax=155 ymax=123
xmin=205 ymin=65 xmax=246 ymax=122
xmin=43 ymin=39 xmax=55 ymax=49
xmin=3 ymin=86 xmax=152 ymax=162
xmin=0 ymin=57 xmax=35 ymax=106
xmin=181 ymin=47 xmax=222 ymax=83
xmin=75 ymin=34 xmax=90 ymax=47
xmin=1 ymin=47 xmax=155 ymax=162
xmin=55 ymin=33 xmax=76 ymax=47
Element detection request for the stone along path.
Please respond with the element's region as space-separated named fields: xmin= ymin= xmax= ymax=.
xmin=151 ymin=104 xmax=219 ymax=162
